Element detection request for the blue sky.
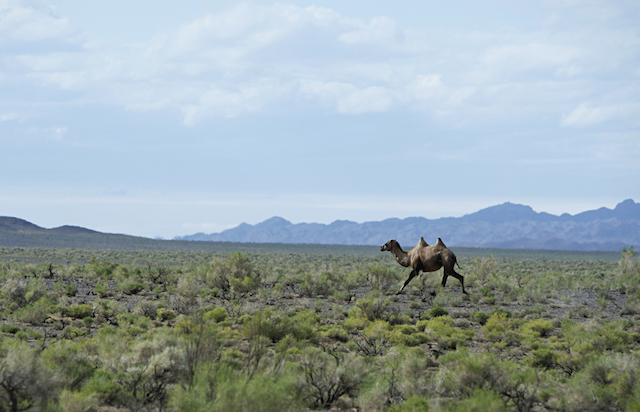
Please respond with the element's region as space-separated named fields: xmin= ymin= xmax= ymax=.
xmin=1 ymin=0 xmax=639 ymax=238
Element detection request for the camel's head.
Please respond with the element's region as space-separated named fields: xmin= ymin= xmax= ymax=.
xmin=380 ymin=239 xmax=397 ymax=252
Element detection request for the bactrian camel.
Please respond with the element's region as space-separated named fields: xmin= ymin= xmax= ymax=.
xmin=380 ymin=237 xmax=466 ymax=295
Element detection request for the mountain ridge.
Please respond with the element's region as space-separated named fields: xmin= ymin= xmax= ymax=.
xmin=176 ymin=199 xmax=640 ymax=251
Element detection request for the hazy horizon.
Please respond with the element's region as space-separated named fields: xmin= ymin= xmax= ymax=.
xmin=2 ymin=1 xmax=639 ymax=238
xmin=3 ymin=198 xmax=637 ymax=239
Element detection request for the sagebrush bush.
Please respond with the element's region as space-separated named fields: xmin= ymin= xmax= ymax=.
xmin=16 ymin=302 xmax=48 ymax=324
xmin=354 ymin=294 xmax=390 ymax=322
xmin=0 ymin=341 xmax=58 ymax=410
xmin=207 ymin=252 xmax=261 ymax=298
xmin=471 ymin=310 xmax=490 ymax=325
xmin=171 ymin=366 xmax=301 ymax=412
xmin=2 ymin=277 xmax=27 ymax=306
xmin=450 ymin=388 xmax=508 ymax=412
xmin=65 ymin=304 xmax=93 ymax=319
xmin=243 ymin=309 xmax=292 ymax=343
xmin=367 ymin=264 xmax=399 ymax=290
xmin=42 ymin=340 xmax=96 ymax=390
xmin=177 ymin=275 xmax=200 ymax=302
xmin=116 ymin=278 xmax=146 ymax=295
xmin=521 ymin=319 xmax=555 ymax=338
xmin=297 ymin=347 xmax=367 ymax=409
xmin=1 ymin=325 xmax=19 ymax=334
xmin=298 ymin=272 xmax=335 ymax=297
xmin=204 ymin=307 xmax=228 ymax=323
xmin=426 ymin=306 xmax=449 ymax=318
xmin=134 ymin=300 xmax=158 ymax=319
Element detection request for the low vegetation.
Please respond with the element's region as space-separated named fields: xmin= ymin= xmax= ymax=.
xmin=0 ymin=245 xmax=638 ymax=411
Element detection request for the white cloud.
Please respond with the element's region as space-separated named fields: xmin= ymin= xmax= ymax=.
xmin=561 ymin=102 xmax=618 ymax=127
xmin=1 ymin=0 xmax=638 ymax=132
xmin=299 ymin=80 xmax=394 ymax=114
xmin=0 ymin=111 xmax=21 ymax=121
xmin=47 ymin=126 xmax=67 ymax=140
xmin=481 ymin=42 xmax=586 ymax=78
xmin=338 ymin=15 xmax=405 ymax=47
xmin=0 ymin=0 xmax=78 ymax=43
xmin=182 ymin=79 xmax=292 ymax=124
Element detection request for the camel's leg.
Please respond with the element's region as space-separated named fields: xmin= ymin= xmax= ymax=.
xmin=441 ymin=272 xmax=449 ymax=287
xmin=446 ymin=269 xmax=466 ymax=294
xmin=396 ymin=269 xmax=418 ymax=295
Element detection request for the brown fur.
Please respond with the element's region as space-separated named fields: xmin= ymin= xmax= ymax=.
xmin=380 ymin=238 xmax=466 ymax=295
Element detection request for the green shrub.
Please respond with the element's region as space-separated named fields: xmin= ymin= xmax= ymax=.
xmin=355 ymin=295 xmax=390 ymax=321
xmin=392 ymin=395 xmax=431 ymax=411
xmin=65 ymin=282 xmax=79 ymax=297
xmin=298 ymin=272 xmax=335 ymax=297
xmin=570 ymin=305 xmax=593 ymax=318
xmin=64 ymin=304 xmax=93 ymax=319
xmin=16 ymin=302 xmax=49 ymax=324
xmin=24 ymin=278 xmax=46 ymax=303
xmin=94 ymin=282 xmax=111 ymax=298
xmin=81 ymin=369 xmax=128 ymax=406
xmin=290 ymin=310 xmax=320 ymax=341
xmin=87 ymin=260 xmax=118 ymax=280
xmin=521 ymin=319 xmax=554 ymax=338
xmin=482 ymin=313 xmax=511 ymax=341
xmin=297 ymin=347 xmax=366 ymax=409
xmin=393 ymin=331 xmax=429 ymax=347
xmin=561 ymin=353 xmax=640 ymax=411
xmin=353 ymin=320 xmax=391 ymax=356
xmin=528 ymin=348 xmax=558 ymax=370
xmin=367 ymin=264 xmax=399 ymax=290
xmin=176 ymin=275 xmax=201 ymax=302
xmin=471 ymin=311 xmax=490 ymax=325
xmin=171 ymin=366 xmax=301 ymax=412
xmin=333 ymin=290 xmax=352 ymax=302
xmin=116 ymin=278 xmax=146 ymax=295
xmin=134 ymin=300 xmax=158 ymax=319
xmin=204 ymin=307 xmax=229 ymax=323
xmin=243 ymin=309 xmax=292 ymax=343
xmin=42 ymin=340 xmax=96 ymax=390
xmin=2 ymin=277 xmax=27 ymax=306
xmin=478 ymin=286 xmax=494 ymax=297
xmin=1 ymin=325 xmax=19 ymax=334
xmin=208 ymin=252 xmax=261 ymax=298
xmin=422 ymin=316 xmax=474 ymax=350
xmin=59 ymin=390 xmax=101 ymax=412
xmin=92 ymin=299 xmax=125 ymax=324
xmin=157 ymin=308 xmax=177 ymax=322
xmin=0 ymin=341 xmax=57 ymax=407
xmin=596 ymin=324 xmax=634 ymax=351
xmin=325 ymin=326 xmax=349 ymax=343
xmin=451 ymin=388 xmax=508 ymax=412
xmin=427 ymin=306 xmax=449 ymax=318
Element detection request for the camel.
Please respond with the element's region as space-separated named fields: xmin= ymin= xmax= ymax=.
xmin=380 ymin=237 xmax=466 ymax=295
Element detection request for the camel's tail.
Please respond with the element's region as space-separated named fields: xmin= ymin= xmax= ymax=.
xmin=455 ymin=260 xmax=463 ymax=270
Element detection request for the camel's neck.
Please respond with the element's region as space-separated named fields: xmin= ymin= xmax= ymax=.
xmin=389 ymin=244 xmax=410 ymax=267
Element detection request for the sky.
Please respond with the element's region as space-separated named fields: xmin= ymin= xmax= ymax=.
xmin=1 ymin=0 xmax=639 ymax=238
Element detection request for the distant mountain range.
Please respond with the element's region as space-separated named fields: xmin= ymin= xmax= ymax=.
xmin=176 ymin=199 xmax=640 ymax=251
